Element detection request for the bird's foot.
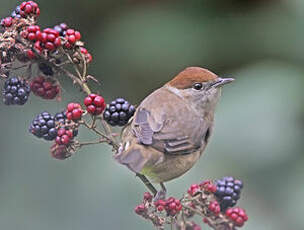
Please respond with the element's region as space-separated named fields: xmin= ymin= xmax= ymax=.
xmin=153 ymin=183 xmax=167 ymax=202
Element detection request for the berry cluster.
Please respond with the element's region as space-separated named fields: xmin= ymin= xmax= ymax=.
xmin=29 ymin=111 xmax=57 ymax=141
xmin=55 ymin=128 xmax=74 ymax=146
xmin=187 ymin=180 xmax=217 ymax=197
xmin=208 ymin=200 xmax=221 ymax=215
xmin=214 ymin=176 xmax=243 ymax=210
xmin=154 ymin=197 xmax=182 ymax=216
xmin=30 ymin=76 xmax=60 ymax=100
xmin=64 ymin=29 xmax=81 ymax=49
xmin=225 ymin=207 xmax=248 ymax=227
xmin=187 ymin=184 xmax=200 ymax=196
xmin=1 ymin=17 xmax=13 ymax=28
xmin=200 ymin=180 xmax=217 ymax=193
xmin=134 ymin=203 xmax=147 ymax=215
xmin=84 ymin=94 xmax=106 ymax=115
xmin=135 ymin=177 xmax=247 ymax=229
xmin=66 ymin=103 xmax=83 ymax=121
xmin=50 ymin=143 xmax=71 ymax=160
xmin=34 ymin=28 xmax=62 ymax=52
xmin=103 ymin=98 xmax=135 ymax=126
xmin=19 ymin=1 xmax=40 ymax=18
xmin=23 ymin=25 xmax=40 ymax=41
xmin=143 ymin=192 xmax=153 ymax=202
xmin=80 ymin=47 xmax=93 ymax=63
xmin=2 ymin=76 xmax=30 ymax=105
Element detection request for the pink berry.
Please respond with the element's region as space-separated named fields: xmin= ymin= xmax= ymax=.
xmin=54 ymin=37 xmax=61 ymax=47
xmin=72 ymin=109 xmax=82 ymax=120
xmin=74 ymin=31 xmax=81 ymax=40
xmin=157 ymin=205 xmax=164 ymax=211
xmin=84 ymin=97 xmax=93 ymax=106
xmin=47 ymin=33 xmax=56 ymax=42
xmin=66 ymin=29 xmax=75 ymax=35
xmin=26 ymin=50 xmax=36 ymax=59
xmin=24 ymin=4 xmax=33 ymax=14
xmin=27 ymin=32 xmax=36 ymax=40
xmin=45 ymin=42 xmax=55 ymax=51
xmin=143 ymin=192 xmax=153 ymax=202
xmin=68 ymin=35 xmax=76 ymax=44
xmin=87 ymin=105 xmax=96 ymax=114
xmin=67 ymin=103 xmax=75 ymax=112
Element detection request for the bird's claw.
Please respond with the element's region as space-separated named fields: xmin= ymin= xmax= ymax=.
xmin=153 ymin=189 xmax=167 ymax=202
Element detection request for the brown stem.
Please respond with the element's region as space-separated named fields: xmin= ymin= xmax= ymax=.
xmin=80 ymin=120 xmax=119 ymax=151
xmin=78 ymin=139 xmax=107 ymax=147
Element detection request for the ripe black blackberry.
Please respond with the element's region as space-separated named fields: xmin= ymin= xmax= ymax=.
xmin=54 ymin=111 xmax=66 ymax=124
xmin=11 ymin=5 xmax=21 ymax=19
xmin=103 ymin=98 xmax=135 ymax=126
xmin=2 ymin=77 xmax=30 ymax=105
xmin=29 ymin=111 xmax=57 ymax=141
xmin=53 ymin=23 xmax=68 ymax=36
xmin=214 ymin=176 xmax=243 ymax=210
xmin=38 ymin=62 xmax=54 ymax=76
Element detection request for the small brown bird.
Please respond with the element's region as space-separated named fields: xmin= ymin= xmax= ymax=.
xmin=115 ymin=67 xmax=234 ymax=194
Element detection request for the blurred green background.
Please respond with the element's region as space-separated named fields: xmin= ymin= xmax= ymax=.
xmin=1 ymin=0 xmax=304 ymax=229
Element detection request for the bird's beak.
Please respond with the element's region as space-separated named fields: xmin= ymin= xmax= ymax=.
xmin=212 ymin=77 xmax=235 ymax=88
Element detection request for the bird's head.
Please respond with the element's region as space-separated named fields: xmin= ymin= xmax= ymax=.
xmin=166 ymin=67 xmax=234 ymax=113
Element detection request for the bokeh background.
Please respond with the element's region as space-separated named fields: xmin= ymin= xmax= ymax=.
xmin=1 ymin=0 xmax=304 ymax=229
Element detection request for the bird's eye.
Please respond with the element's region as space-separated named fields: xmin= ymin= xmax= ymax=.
xmin=193 ymin=83 xmax=203 ymax=90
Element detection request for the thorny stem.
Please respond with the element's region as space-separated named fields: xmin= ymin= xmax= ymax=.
xmin=181 ymin=204 xmax=203 ymax=217
xmin=78 ymin=139 xmax=107 ymax=147
xmin=80 ymin=119 xmax=120 ymax=151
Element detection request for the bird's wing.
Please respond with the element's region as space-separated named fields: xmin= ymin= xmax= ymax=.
xmin=132 ymin=107 xmax=211 ymax=155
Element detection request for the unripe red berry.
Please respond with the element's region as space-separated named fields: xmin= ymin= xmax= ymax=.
xmin=68 ymin=35 xmax=76 ymax=44
xmin=84 ymin=96 xmax=93 ymax=106
xmin=54 ymin=37 xmax=61 ymax=47
xmin=30 ymin=76 xmax=60 ymax=100
xmin=134 ymin=204 xmax=146 ymax=215
xmin=74 ymin=31 xmax=81 ymax=40
xmin=56 ymin=128 xmax=74 ymax=146
xmin=72 ymin=109 xmax=82 ymax=119
xmin=188 ymin=184 xmax=200 ymax=196
xmin=2 ymin=17 xmax=13 ymax=27
xmin=50 ymin=143 xmax=71 ymax=160
xmin=208 ymin=200 xmax=221 ymax=215
xmin=45 ymin=42 xmax=55 ymax=51
xmin=157 ymin=205 xmax=164 ymax=211
xmin=225 ymin=207 xmax=248 ymax=227
xmin=26 ymin=49 xmax=36 ymax=59
xmin=84 ymin=94 xmax=106 ymax=115
xmin=66 ymin=103 xmax=83 ymax=121
xmin=143 ymin=192 xmax=153 ymax=202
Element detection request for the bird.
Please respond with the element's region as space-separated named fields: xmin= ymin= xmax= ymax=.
xmin=115 ymin=67 xmax=234 ymax=196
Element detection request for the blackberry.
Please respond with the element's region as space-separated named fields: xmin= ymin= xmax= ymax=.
xmin=214 ymin=176 xmax=243 ymax=210
xmin=29 ymin=111 xmax=57 ymax=141
xmin=54 ymin=111 xmax=66 ymax=124
xmin=2 ymin=77 xmax=30 ymax=105
xmin=11 ymin=6 xmax=21 ymax=19
xmin=103 ymin=98 xmax=135 ymax=126
xmin=38 ymin=62 xmax=54 ymax=76
xmin=53 ymin=23 xmax=68 ymax=36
